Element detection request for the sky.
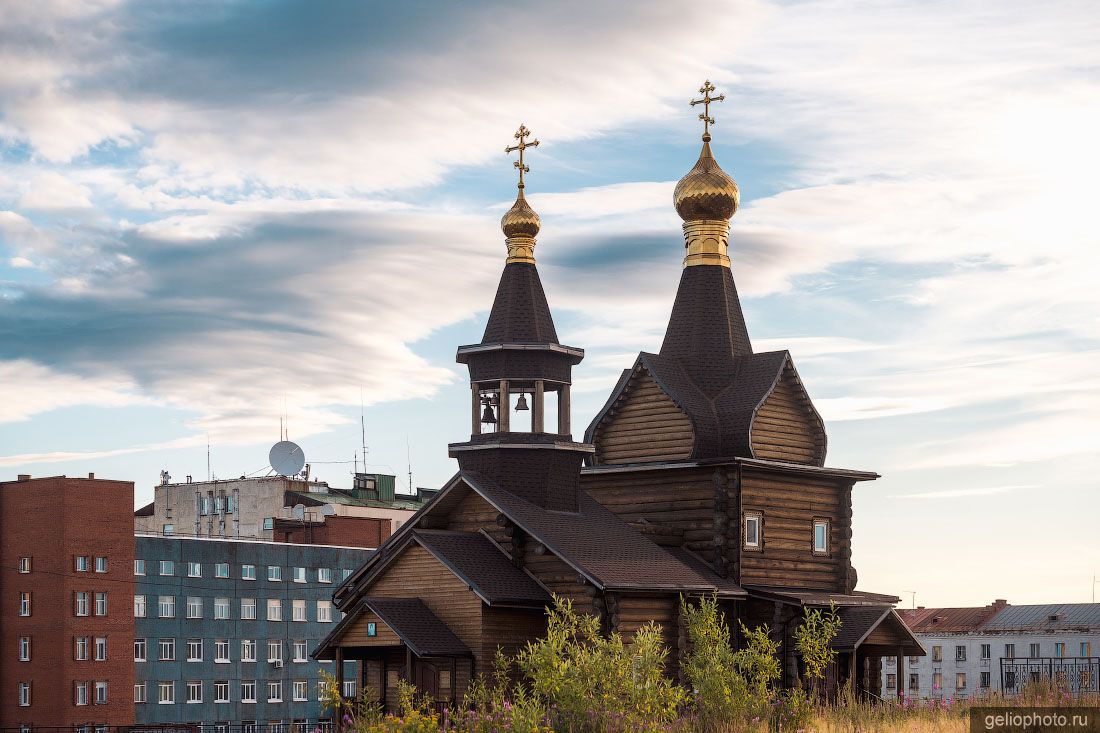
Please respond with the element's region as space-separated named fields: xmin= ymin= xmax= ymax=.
xmin=0 ymin=0 xmax=1098 ymax=607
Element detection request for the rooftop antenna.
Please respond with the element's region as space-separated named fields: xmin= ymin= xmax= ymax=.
xmin=406 ymin=435 xmax=412 ymax=493
xmin=902 ymin=591 xmax=917 ymax=609
xmin=1093 ymin=574 xmax=1098 ymax=603
xmin=206 ymin=433 xmax=211 ymax=482
xmin=360 ymin=386 xmax=368 ymax=474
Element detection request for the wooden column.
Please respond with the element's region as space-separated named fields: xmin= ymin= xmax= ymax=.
xmin=335 ymin=647 xmax=346 ymax=733
xmin=532 ymin=380 xmax=545 ymax=432
xmin=471 ymin=383 xmax=481 ymax=435
xmin=557 ymin=384 xmax=571 ymax=435
xmin=897 ymin=647 xmax=905 ymax=699
xmin=863 ymin=655 xmax=871 ymax=700
xmin=498 ymin=380 xmax=510 ymax=432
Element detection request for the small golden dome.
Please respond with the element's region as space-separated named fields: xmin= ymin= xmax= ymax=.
xmin=501 ymin=188 xmax=541 ymax=238
xmin=673 ymin=140 xmax=739 ymax=222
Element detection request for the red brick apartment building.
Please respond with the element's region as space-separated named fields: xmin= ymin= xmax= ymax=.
xmin=0 ymin=474 xmax=135 ymax=728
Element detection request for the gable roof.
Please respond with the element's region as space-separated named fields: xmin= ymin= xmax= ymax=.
xmin=831 ymin=606 xmax=925 ymax=655
xmin=361 ymin=597 xmax=472 ymax=657
xmin=586 ymin=349 xmax=825 ymax=463
xmin=412 ymin=529 xmax=552 ymax=608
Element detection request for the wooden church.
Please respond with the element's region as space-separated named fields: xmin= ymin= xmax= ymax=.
xmin=314 ymin=85 xmax=923 ymax=709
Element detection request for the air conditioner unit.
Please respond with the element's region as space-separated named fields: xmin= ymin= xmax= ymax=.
xmin=272 ymin=659 xmax=284 ymax=668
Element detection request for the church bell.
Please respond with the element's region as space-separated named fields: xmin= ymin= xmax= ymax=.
xmin=481 ymin=399 xmax=497 ymax=424
xmin=515 ymin=393 xmax=529 ymax=411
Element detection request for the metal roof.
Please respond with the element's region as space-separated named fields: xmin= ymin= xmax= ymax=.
xmin=982 ymin=603 xmax=1100 ymax=633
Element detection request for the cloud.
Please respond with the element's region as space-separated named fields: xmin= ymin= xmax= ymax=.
xmin=895 ymin=485 xmax=1035 ymax=500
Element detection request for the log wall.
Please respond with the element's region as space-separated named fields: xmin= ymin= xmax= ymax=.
xmin=750 ymin=365 xmax=826 ymax=465
xmin=593 ymin=370 xmax=694 ymax=464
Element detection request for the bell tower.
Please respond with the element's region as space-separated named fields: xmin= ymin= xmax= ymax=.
xmin=448 ymin=125 xmax=593 ymax=511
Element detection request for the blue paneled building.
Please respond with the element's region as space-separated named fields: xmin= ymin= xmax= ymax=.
xmin=134 ymin=535 xmax=372 ymax=729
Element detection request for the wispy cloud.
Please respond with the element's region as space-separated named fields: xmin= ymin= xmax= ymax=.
xmin=895 ymin=485 xmax=1036 ymax=500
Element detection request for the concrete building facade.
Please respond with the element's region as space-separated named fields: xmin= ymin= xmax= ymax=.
xmin=134 ymin=535 xmax=373 ymax=727
xmin=0 ymin=474 xmax=136 ymax=729
xmin=881 ymin=601 xmax=1100 ymax=699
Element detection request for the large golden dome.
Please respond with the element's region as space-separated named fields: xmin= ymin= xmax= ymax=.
xmin=673 ymin=140 xmax=739 ymax=222
xmin=501 ymin=188 xmax=541 ymax=238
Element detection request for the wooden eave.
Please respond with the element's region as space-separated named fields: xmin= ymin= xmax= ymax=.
xmin=581 ymin=457 xmax=879 ymax=482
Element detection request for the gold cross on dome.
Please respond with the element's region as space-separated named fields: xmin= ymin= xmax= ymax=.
xmin=505 ymin=124 xmax=540 ymax=189
xmin=690 ymin=80 xmax=725 ymax=141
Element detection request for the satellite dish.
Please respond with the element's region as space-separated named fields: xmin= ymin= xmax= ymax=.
xmin=292 ymin=504 xmax=305 ymax=520
xmin=270 ymin=440 xmax=306 ymax=477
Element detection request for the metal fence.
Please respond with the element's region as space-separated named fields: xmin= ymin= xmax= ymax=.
xmin=1001 ymin=656 xmax=1100 ymax=695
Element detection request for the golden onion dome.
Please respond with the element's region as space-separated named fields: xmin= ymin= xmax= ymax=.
xmin=501 ymin=188 xmax=541 ymax=238
xmin=673 ymin=140 xmax=739 ymax=222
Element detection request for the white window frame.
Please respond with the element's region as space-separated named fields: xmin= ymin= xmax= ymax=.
xmin=76 ymin=591 xmax=89 ymax=617
xmin=94 ymin=636 xmax=107 ymax=661
xmin=134 ymin=682 xmax=147 ymax=703
xmin=19 ymin=592 xmax=31 ymax=616
xmin=293 ymin=640 xmax=307 ymax=662
xmin=214 ymin=680 xmax=230 ymax=703
xmin=134 ymin=559 xmax=145 ymax=575
xmin=19 ymin=682 xmax=30 ymax=707
xmin=19 ymin=636 xmax=31 ymax=661
xmin=267 ymin=680 xmax=282 ymax=702
xmin=293 ymin=567 xmax=306 ymax=583
xmin=318 ymin=567 xmax=332 ymax=583
xmin=75 ymin=636 xmax=89 ymax=660
xmin=215 ymin=562 xmax=230 ymax=578
xmin=267 ymin=641 xmax=282 ymax=663
xmin=812 ymin=519 xmax=829 ymax=555
xmin=242 ymin=564 xmax=256 ymax=580
xmin=187 ymin=638 xmax=203 ymax=662
xmin=241 ymin=680 xmax=257 ymax=703
xmin=135 ymin=638 xmax=147 ymax=662
xmin=293 ymin=680 xmax=307 ymax=701
xmin=95 ymin=591 xmax=108 ymax=616
xmin=343 ymin=680 xmax=356 ymax=698
xmin=159 ymin=638 xmax=175 ymax=661
xmin=186 ymin=680 xmax=203 ymax=704
xmin=95 ymin=556 xmax=108 ymax=573
xmin=75 ymin=555 xmax=89 ymax=572
xmin=241 ymin=639 xmax=256 ymax=662
xmin=241 ymin=598 xmax=257 ymax=620
xmin=268 ymin=565 xmax=281 ymax=581
xmin=215 ymin=638 xmax=230 ymax=663
xmin=744 ymin=512 xmax=762 ymax=549
xmin=160 ymin=560 xmax=174 ymax=575
xmin=214 ymin=597 xmax=230 ymax=620
xmin=159 ymin=595 xmax=175 ymax=618
xmin=188 ymin=561 xmax=202 ymax=578
xmin=94 ymin=681 xmax=108 ymax=704
xmin=158 ymin=681 xmax=175 ymax=704
xmin=267 ymin=598 xmax=282 ymax=621
xmin=18 ymin=557 xmax=31 ymax=573
xmin=317 ymin=600 xmax=332 ymax=623
xmin=76 ymin=681 xmax=88 ymax=706
xmin=187 ymin=596 xmax=203 ymax=619
xmin=292 ymin=599 xmax=306 ymax=622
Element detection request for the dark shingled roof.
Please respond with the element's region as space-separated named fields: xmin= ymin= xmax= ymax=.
xmin=744 ymin=586 xmax=901 ymax=607
xmin=412 ymin=530 xmax=552 ymax=608
xmin=462 ymin=471 xmax=725 ymax=593
xmin=481 ymin=262 xmax=558 ymax=344
xmin=659 ymin=264 xmax=752 ymax=370
xmin=134 ymin=501 xmax=154 ymax=517
xmin=666 ymin=547 xmax=747 ymax=597
xmin=361 ymin=597 xmax=472 ymax=657
xmin=830 ymin=607 xmax=926 ymax=655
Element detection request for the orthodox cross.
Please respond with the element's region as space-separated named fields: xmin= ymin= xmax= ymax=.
xmin=505 ymin=124 xmax=539 ymax=189
xmin=690 ymin=80 xmax=725 ymax=141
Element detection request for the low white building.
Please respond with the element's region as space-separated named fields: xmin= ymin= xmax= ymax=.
xmin=881 ymin=601 xmax=1100 ymax=699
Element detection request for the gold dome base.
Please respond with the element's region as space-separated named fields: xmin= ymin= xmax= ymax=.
xmin=682 ymin=220 xmax=730 ymax=268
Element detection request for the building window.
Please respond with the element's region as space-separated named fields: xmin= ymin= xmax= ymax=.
xmin=214 ymin=597 xmax=230 ymax=619
xmin=343 ymin=680 xmax=356 ymax=698
xmin=886 ymin=673 xmax=896 ymax=690
xmin=187 ymin=638 xmax=203 ymax=662
xmin=19 ymin=636 xmax=30 ymax=661
xmin=159 ymin=595 xmax=175 ymax=618
xmin=293 ymin=680 xmax=307 ymax=701
xmin=932 ymin=645 xmax=943 ymax=662
xmin=134 ymin=559 xmax=145 ymax=575
xmin=158 ymin=681 xmax=175 ymax=704
xmin=135 ymin=638 xmax=147 ymax=662
xmin=317 ymin=600 xmax=332 ymax=623
xmin=19 ymin=592 xmax=30 ymax=616
xmin=1082 ymin=642 xmax=1092 ymax=657
xmin=95 ymin=557 xmax=107 ymax=573
xmin=160 ymin=560 xmax=174 ymax=575
xmin=242 ymin=597 xmax=257 ymax=619
xmin=744 ymin=512 xmax=762 ymax=549
xmin=215 ymin=680 xmax=230 ymax=703
xmin=135 ymin=594 xmax=147 ymax=618
xmin=95 ymin=592 xmax=107 ymax=616
xmin=19 ymin=682 xmax=30 ymax=707
xmin=293 ymin=567 xmax=306 ymax=583
xmin=267 ymin=641 xmax=282 ymax=663
xmin=268 ymin=680 xmax=282 ymax=702
xmin=980 ymin=671 xmax=990 ymax=688
xmin=187 ymin=596 xmax=203 ymax=618
xmin=74 ymin=591 xmax=90 ymax=616
xmin=956 ymin=672 xmax=966 ymax=690
xmin=981 ymin=644 xmax=990 ymax=660
xmin=134 ymin=682 xmax=147 ymax=703
xmin=241 ymin=680 xmax=257 ymax=703
xmin=215 ymin=562 xmax=230 ymax=578
xmin=268 ymin=565 xmax=282 ymax=581
xmin=75 ymin=636 xmax=89 ymax=660
xmin=267 ymin=599 xmax=282 ymax=621
xmin=242 ymin=639 xmax=257 ymax=662
xmin=318 ymin=567 xmax=332 ymax=583
xmin=1030 ymin=643 xmax=1041 ymax=658
xmin=343 ymin=568 xmax=353 ymax=580
xmin=956 ymin=645 xmax=966 ymax=662
xmin=242 ymin=564 xmax=256 ymax=580
xmin=293 ymin=640 xmax=307 ymax=662
xmin=18 ymin=557 xmax=31 ymax=573
xmin=159 ymin=638 xmax=175 ymax=661
xmin=187 ymin=561 xmax=201 ymax=578
xmin=95 ymin=636 xmax=107 ymax=661
xmin=812 ymin=519 xmax=829 ymax=554
xmin=909 ymin=673 xmax=919 ymax=691
xmin=186 ymin=681 xmax=202 ymax=703
xmin=76 ymin=681 xmax=88 ymax=706
xmin=932 ymin=672 xmax=943 ymax=692
xmin=162 ymin=523 xmax=174 ymax=535
xmin=1055 ymin=642 xmax=1066 ymax=657
xmin=293 ymin=599 xmax=307 ymax=622
xmin=263 ymin=517 xmax=274 ymax=530
xmin=1005 ymin=643 xmax=1015 ymax=659
xmin=76 ymin=555 xmax=89 ymax=572
xmin=95 ymin=681 xmax=107 ymax=705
